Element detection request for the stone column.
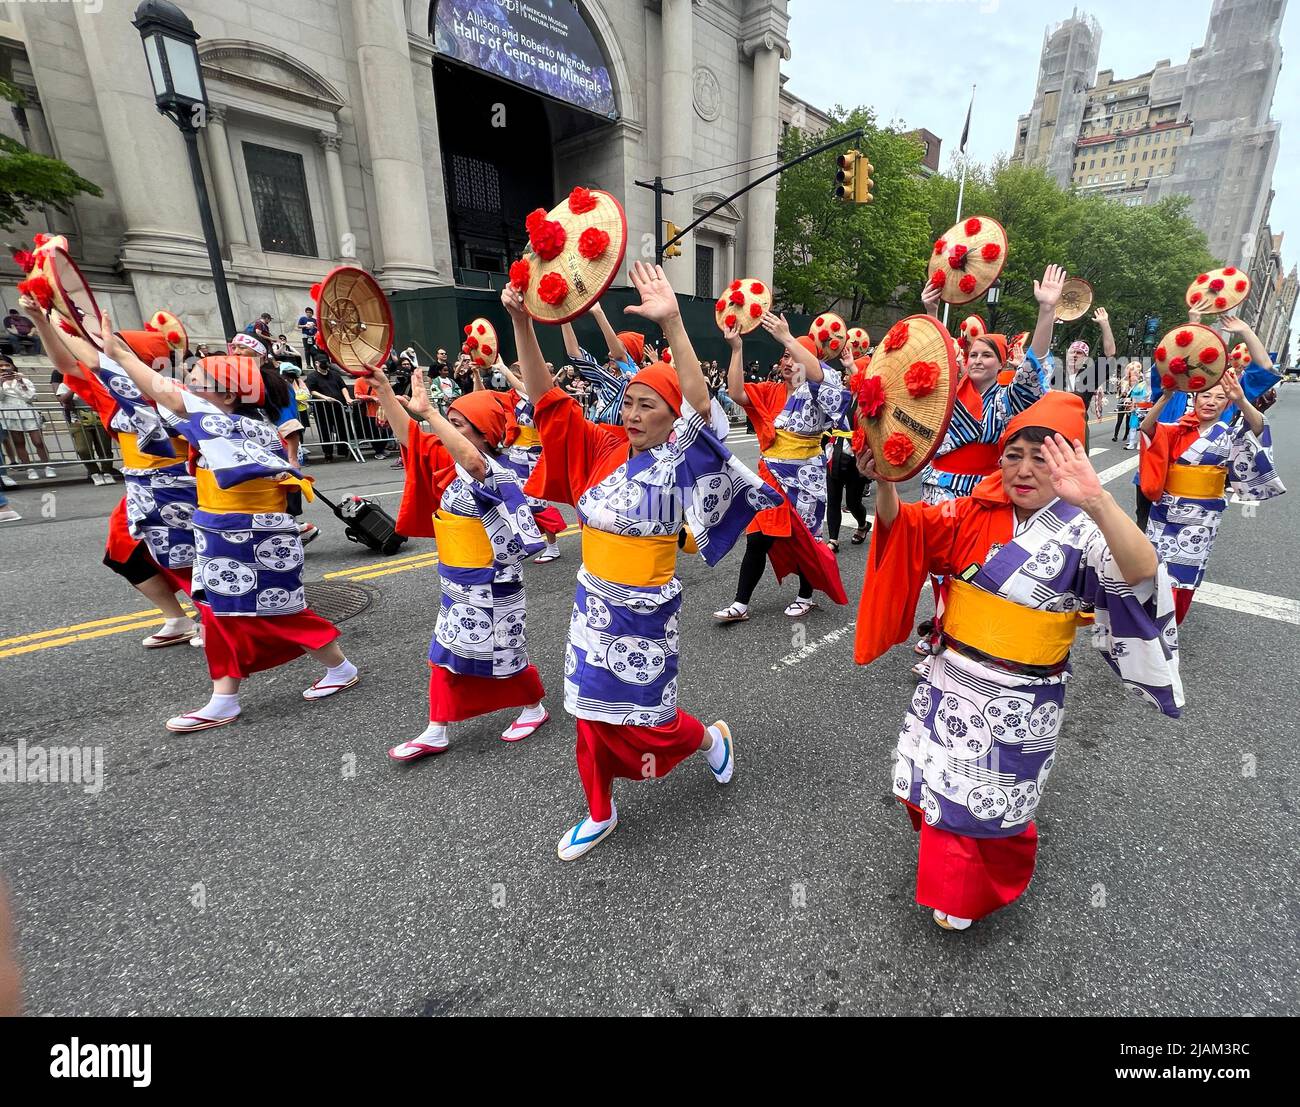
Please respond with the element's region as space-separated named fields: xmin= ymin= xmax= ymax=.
xmin=660 ymin=0 xmax=695 ymax=291
xmin=723 ymin=234 xmax=736 ymax=286
xmin=204 ymin=107 xmax=247 ymax=250
xmin=742 ymin=33 xmax=789 ymax=288
xmin=318 ymin=131 xmax=354 ymax=258
xmin=349 ymin=0 xmax=439 ymax=288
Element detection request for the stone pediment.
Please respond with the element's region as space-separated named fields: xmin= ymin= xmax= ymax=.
xmin=198 ymin=40 xmax=345 ymax=113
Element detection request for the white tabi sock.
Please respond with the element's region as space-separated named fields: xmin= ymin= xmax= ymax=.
xmin=515 ymin=702 xmax=547 ymax=725
xmin=160 ymin=616 xmax=194 ymax=635
xmin=200 ymin=693 xmax=241 ymax=720
xmin=323 ymin=659 xmax=357 ymax=684
xmin=418 ymin=723 xmax=449 ymax=748
xmin=705 ymin=725 xmax=729 ymax=771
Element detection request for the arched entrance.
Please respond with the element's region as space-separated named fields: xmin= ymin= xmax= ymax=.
xmin=428 ymin=0 xmax=623 ymax=284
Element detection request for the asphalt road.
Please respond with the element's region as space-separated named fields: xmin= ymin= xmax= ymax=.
xmin=1 ymin=390 xmax=1297 ymax=1016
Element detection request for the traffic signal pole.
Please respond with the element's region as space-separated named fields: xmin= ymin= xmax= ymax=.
xmin=636 ymin=127 xmax=864 ymax=264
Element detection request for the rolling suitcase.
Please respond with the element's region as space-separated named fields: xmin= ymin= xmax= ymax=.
xmin=313 ymin=488 xmax=407 ymax=555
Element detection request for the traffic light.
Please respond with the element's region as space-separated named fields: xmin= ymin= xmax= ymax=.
xmin=835 ymin=150 xmax=859 ymax=202
xmin=857 ymin=157 xmax=875 ymax=203
xmin=663 ymin=222 xmax=682 ymax=259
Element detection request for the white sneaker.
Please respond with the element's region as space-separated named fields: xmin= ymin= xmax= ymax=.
xmin=0 ymin=508 xmax=21 ymax=522
xmin=26 ymin=469 xmax=39 ymax=481
xmin=102 ymin=472 xmax=117 ymax=483
xmin=0 ymin=474 xmax=16 ymax=488
xmin=43 ymin=466 xmax=56 ymax=478
xmin=557 ymin=806 xmax=618 ymax=861
xmin=90 ymin=473 xmax=104 ymax=486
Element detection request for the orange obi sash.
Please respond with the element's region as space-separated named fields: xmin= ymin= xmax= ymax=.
xmin=943 ymin=579 xmax=1085 ymax=667
xmin=1164 ymin=464 xmax=1227 ymax=500
xmin=582 ymin=527 xmax=677 ymax=587
xmin=196 ymin=469 xmax=311 ymax=514
xmin=433 ymin=510 xmax=494 ymax=569
xmin=118 ymin=431 xmax=188 ymax=471
xmin=763 ymin=429 xmax=822 ymax=461
xmin=513 ymin=426 xmax=541 ymax=449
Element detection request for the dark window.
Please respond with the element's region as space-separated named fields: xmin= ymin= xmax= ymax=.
xmin=695 ymin=244 xmax=714 ymax=300
xmin=244 ymin=143 xmax=317 ymax=256
xmin=450 ymin=153 xmax=502 ymax=214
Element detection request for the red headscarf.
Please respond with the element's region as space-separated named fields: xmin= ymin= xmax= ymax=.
xmin=795 ymin=335 xmax=819 ymax=358
xmin=617 ymin=331 xmax=646 ymax=366
xmin=628 ymin=361 xmax=682 ymax=415
xmin=119 ymin=330 xmax=173 ymax=365
xmin=970 ymin=333 xmax=1008 ymax=365
xmin=971 ymin=392 xmax=1089 ymax=506
xmin=198 ymin=355 xmax=264 ymax=403
xmin=450 ymin=390 xmax=511 ymax=446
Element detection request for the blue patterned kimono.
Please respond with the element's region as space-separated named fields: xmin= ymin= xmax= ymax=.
xmin=921 ymin=350 xmax=1050 ymax=504
xmin=897 ymin=497 xmax=1184 ymax=839
xmin=565 ymin=399 xmax=781 ymax=726
xmin=429 ymin=456 xmax=545 ymax=677
xmin=1145 ymin=418 xmax=1285 ymax=590
xmin=96 ymin=354 xmax=196 ymax=571
xmin=165 ymin=392 xmax=306 ymax=617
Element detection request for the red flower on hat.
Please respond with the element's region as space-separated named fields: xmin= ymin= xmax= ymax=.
xmin=509 ymin=259 xmax=531 ymax=291
xmin=1189 ymin=292 xmax=1203 ymax=305
xmin=851 ymin=426 xmax=865 ymax=455
xmin=1198 ymin=347 xmax=1218 ymax=364
xmin=1208 ymin=278 xmax=1224 ymax=292
xmin=309 ymin=283 xmax=323 ymax=300
xmin=482 ymin=345 xmax=493 ymax=357
xmin=1154 ymin=345 xmax=1167 ymax=361
xmin=904 ymin=360 xmax=940 ymax=397
xmin=964 ymin=217 xmax=982 ymax=236
xmin=729 ymin=290 xmax=745 ymax=305
xmin=464 ymin=324 xmax=472 ymax=334
xmin=830 ymin=320 xmax=841 ymax=332
xmin=947 ymin=244 xmax=969 ymax=268
xmin=538 ymin=272 xmax=568 ymax=305
xmin=981 ymin=243 xmax=1001 ymax=261
xmin=815 ymin=316 xmax=825 ymax=326
xmin=715 ymin=298 xmax=727 ymax=313
xmin=750 ymin=282 xmax=765 ymax=295
xmin=1214 ymin=296 xmax=1227 ymax=309
xmin=662 ymin=349 xmax=672 ymax=364
xmin=749 ymin=303 xmax=762 ymax=319
xmin=817 ymin=329 xmax=830 ymax=342
xmin=58 ymin=319 xmax=79 ymax=336
xmin=528 ymin=216 xmax=566 ymax=261
xmin=144 ymin=321 xmax=157 ymax=332
xmin=882 ymin=432 xmax=915 ymax=466
xmin=1162 ymin=374 xmax=1176 ymax=389
xmin=1175 ymin=330 xmax=1194 ymax=347
xmin=525 ymin=208 xmax=546 ymax=233
xmin=1188 ymin=374 xmax=1207 ymax=390
xmin=724 ymin=313 xmax=737 ymax=328
xmin=17 ymin=275 xmax=53 ymax=311
xmin=1195 ymin=273 xmax=1209 ymax=284
xmin=933 ymin=238 xmax=947 ymax=255
xmin=462 ymin=342 xmax=470 ymax=354
xmin=476 ymin=324 xmax=487 ymax=335
xmin=1235 ymin=279 xmax=1247 ymax=292
xmin=883 ymin=322 xmax=909 ymax=353
xmin=166 ymin=330 xmax=181 ymax=346
xmin=730 ymin=280 xmax=742 ymax=291
xmin=1169 ymin=356 xmax=1188 ymax=374
xmin=465 ymin=336 xmax=479 ymax=350
xmin=958 ymin=274 xmax=977 ymax=294
xmin=853 ymin=373 xmax=886 ymax=418
xmin=578 ymin=226 xmax=610 ymax=260
xmin=929 ymin=269 xmax=947 ymax=289
xmin=567 ymin=187 xmax=598 ymax=214
xmin=828 ymin=338 xmax=841 ymax=352
xmin=1223 ymin=267 xmax=1237 ymax=276
xmin=11 ymin=249 xmax=36 ymax=273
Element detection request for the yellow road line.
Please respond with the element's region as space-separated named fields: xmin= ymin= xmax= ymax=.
xmin=0 ymin=617 xmax=171 ymax=659
xmin=346 ymin=554 xmax=441 ymax=581
xmin=0 ymin=605 xmax=196 ymax=648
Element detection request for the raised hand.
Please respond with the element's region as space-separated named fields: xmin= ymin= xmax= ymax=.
xmin=723 ymin=320 xmax=742 ymax=350
xmin=854 ymin=443 xmax=879 ymax=480
xmin=407 ymin=365 xmax=432 ymax=418
xmin=1092 ymin=306 xmax=1109 ymax=326
xmin=1219 ymin=366 xmax=1245 ymax=405
xmin=622 ymin=261 xmax=680 ymax=325
xmin=921 ymin=281 xmax=942 ymax=318
xmin=1034 ymin=264 xmax=1068 ymax=312
xmin=501 ymin=284 xmax=527 ymax=320
xmin=759 ymin=310 xmax=793 ymax=347
xmin=1041 ymin=433 xmax=1102 ymax=508
xmin=1219 ymin=313 xmax=1248 ymax=335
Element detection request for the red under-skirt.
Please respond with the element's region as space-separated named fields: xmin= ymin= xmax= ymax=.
xmin=533 ymin=505 xmax=567 ymax=537
xmin=1173 ymin=587 xmax=1194 ymax=625
xmin=903 ymin=801 xmax=1038 ymax=920
xmin=428 ymin=662 xmax=544 ymax=723
xmin=575 ymin=711 xmax=707 ymax=823
xmin=197 ymin=601 xmax=340 ymax=680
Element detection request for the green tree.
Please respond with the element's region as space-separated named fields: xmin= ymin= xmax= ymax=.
xmin=0 ymin=78 xmax=101 ymax=232
xmin=773 ymin=107 xmax=932 ymax=325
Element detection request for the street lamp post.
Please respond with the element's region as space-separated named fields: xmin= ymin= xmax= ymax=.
xmin=133 ymin=0 xmax=237 ymax=342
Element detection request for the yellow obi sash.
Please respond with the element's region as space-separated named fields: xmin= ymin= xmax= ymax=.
xmin=582 ymin=527 xmax=677 ymax=587
xmin=764 ymin=428 xmax=822 ymax=461
xmin=943 ymin=579 xmax=1084 ymax=667
xmin=513 ymin=426 xmax=541 ymax=449
xmin=1165 ymin=463 xmax=1227 ymax=500
xmin=433 ymin=510 xmax=494 ymax=569
xmin=118 ymin=431 xmax=188 ymax=471
xmin=196 ymin=468 xmax=308 ymax=514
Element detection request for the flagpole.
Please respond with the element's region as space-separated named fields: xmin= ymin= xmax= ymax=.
xmin=944 ymin=84 xmax=976 ymax=330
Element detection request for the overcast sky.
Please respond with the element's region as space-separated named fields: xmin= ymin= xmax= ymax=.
xmin=783 ymin=0 xmax=1299 ymax=275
